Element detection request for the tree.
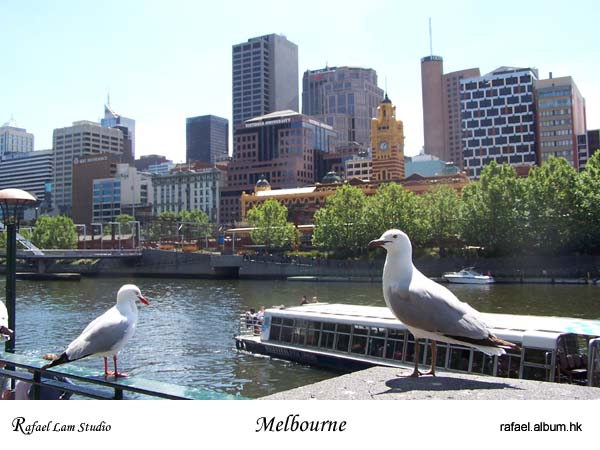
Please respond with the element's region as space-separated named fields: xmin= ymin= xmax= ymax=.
xmin=179 ymin=209 xmax=211 ymax=240
xmin=104 ymin=214 xmax=135 ymax=235
xmin=146 ymin=211 xmax=177 ymax=241
xmin=460 ymin=161 xmax=526 ymax=256
xmin=421 ymin=186 xmax=461 ymax=256
xmin=312 ymin=184 xmax=370 ymax=257
xmin=574 ymin=150 xmax=600 ymax=253
xmin=246 ymin=199 xmax=299 ymax=251
xmin=525 ymin=157 xmax=578 ymax=254
xmin=364 ymin=182 xmax=427 ymax=247
xmin=30 ymin=216 xmax=78 ymax=249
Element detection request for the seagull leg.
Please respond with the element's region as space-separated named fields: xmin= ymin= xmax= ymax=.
xmin=104 ymin=355 xmax=128 ymax=378
xmin=424 ymin=340 xmax=437 ymax=376
xmin=407 ymin=338 xmax=422 ymax=377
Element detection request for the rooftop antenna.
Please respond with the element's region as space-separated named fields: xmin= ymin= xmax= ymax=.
xmin=429 ymin=17 xmax=433 ymax=56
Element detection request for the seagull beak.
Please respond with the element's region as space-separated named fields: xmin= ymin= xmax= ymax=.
xmin=368 ymin=238 xmax=387 ymax=249
xmin=138 ymin=295 xmax=150 ymax=306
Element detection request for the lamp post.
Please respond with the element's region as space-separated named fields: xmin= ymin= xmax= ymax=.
xmin=0 ymin=188 xmax=37 ymax=353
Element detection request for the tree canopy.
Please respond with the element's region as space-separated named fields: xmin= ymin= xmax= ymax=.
xmin=246 ymin=199 xmax=299 ymax=251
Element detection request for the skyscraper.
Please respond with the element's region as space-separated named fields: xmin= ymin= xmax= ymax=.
xmin=536 ymin=76 xmax=586 ymax=170
xmin=101 ymin=102 xmax=135 ymax=162
xmin=52 ymin=120 xmax=126 ymax=216
xmin=302 ymin=66 xmax=384 ymax=149
xmin=461 ymin=67 xmax=538 ymax=179
xmin=186 ymin=115 xmax=229 ymax=164
xmin=232 ymin=34 xmax=299 ymax=129
xmin=421 ymin=56 xmax=480 ymax=168
xmin=0 ymin=118 xmax=34 ymax=158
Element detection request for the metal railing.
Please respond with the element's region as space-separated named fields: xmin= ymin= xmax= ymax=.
xmin=0 ymin=352 xmax=241 ymax=400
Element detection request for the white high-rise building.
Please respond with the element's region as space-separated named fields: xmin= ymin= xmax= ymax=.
xmin=0 ymin=118 xmax=34 ymax=158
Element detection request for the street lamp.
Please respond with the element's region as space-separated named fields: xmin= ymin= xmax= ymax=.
xmin=0 ymin=188 xmax=37 ymax=353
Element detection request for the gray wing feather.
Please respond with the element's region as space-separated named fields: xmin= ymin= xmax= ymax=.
xmin=386 ymin=278 xmax=490 ymax=340
xmin=66 ymin=309 xmax=130 ymax=360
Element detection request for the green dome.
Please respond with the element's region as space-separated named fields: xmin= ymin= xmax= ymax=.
xmin=322 ymin=171 xmax=342 ymax=184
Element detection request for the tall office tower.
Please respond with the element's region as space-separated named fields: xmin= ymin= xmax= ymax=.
xmin=420 ymin=56 xmax=480 ymax=168
xmin=461 ymin=67 xmax=538 ymax=179
xmin=0 ymin=149 xmax=53 ymax=213
xmin=302 ymin=66 xmax=384 ymax=149
xmin=232 ymin=34 xmax=299 ymax=129
xmin=101 ymin=102 xmax=136 ymax=162
xmin=52 ymin=120 xmax=125 ymax=216
xmin=186 ymin=115 xmax=229 ymax=164
xmin=0 ymin=118 xmax=34 ymax=158
xmin=535 ymin=76 xmax=586 ymax=171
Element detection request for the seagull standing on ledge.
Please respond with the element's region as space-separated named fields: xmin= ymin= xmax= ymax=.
xmin=1 ymin=300 xmax=13 ymax=342
xmin=369 ymin=229 xmax=518 ymax=377
xmin=43 ymin=284 xmax=149 ymax=378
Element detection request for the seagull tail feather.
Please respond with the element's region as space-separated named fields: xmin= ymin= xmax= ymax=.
xmin=41 ymin=352 xmax=70 ymax=370
xmin=490 ymin=335 xmax=521 ymax=352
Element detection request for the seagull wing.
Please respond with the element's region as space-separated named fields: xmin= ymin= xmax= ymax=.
xmin=65 ymin=308 xmax=131 ymax=361
xmin=386 ymin=272 xmax=491 ymax=341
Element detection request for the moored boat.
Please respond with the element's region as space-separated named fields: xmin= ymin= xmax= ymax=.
xmin=235 ymin=303 xmax=600 ymax=387
xmin=443 ymin=267 xmax=495 ymax=284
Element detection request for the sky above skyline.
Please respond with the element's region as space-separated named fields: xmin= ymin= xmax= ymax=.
xmin=2 ymin=0 xmax=599 ymax=163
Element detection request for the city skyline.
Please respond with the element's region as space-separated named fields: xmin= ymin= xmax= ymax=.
xmin=2 ymin=0 xmax=599 ymax=163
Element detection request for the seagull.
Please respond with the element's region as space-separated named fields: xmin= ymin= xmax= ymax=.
xmin=42 ymin=284 xmax=149 ymax=378
xmin=1 ymin=299 xmax=13 ymax=342
xmin=369 ymin=229 xmax=519 ymax=377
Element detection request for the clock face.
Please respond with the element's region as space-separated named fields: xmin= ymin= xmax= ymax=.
xmin=379 ymin=141 xmax=388 ymax=151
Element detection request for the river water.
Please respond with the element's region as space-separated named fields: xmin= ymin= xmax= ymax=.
xmin=5 ymin=277 xmax=600 ymax=398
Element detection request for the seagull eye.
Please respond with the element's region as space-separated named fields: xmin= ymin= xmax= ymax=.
xmin=393 ymin=235 xmax=398 ymax=239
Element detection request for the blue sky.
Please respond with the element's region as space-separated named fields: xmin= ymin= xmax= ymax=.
xmin=2 ymin=0 xmax=599 ymax=162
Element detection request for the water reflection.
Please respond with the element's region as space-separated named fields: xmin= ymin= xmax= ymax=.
xmin=6 ymin=277 xmax=600 ymax=398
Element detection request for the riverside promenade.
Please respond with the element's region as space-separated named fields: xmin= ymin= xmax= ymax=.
xmin=262 ymin=366 xmax=600 ymax=400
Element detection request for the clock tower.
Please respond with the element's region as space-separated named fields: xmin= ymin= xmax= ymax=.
xmin=371 ymin=94 xmax=405 ymax=181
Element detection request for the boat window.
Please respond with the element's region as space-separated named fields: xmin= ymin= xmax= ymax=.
xmin=351 ymin=335 xmax=367 ymax=355
xmin=352 ymin=325 xmax=368 ymax=335
xmin=308 ymin=321 xmax=322 ymax=330
xmin=306 ymin=328 xmax=320 ymax=347
xmin=470 ymin=352 xmax=494 ymax=375
xmin=292 ymin=327 xmax=306 ymax=345
xmin=385 ymin=339 xmax=404 ymax=361
xmin=368 ymin=337 xmax=385 ymax=358
xmin=279 ymin=325 xmax=293 ymax=343
xmin=496 ymin=350 xmax=521 ymax=378
xmin=269 ymin=324 xmax=281 ymax=341
xmin=426 ymin=342 xmax=448 ymax=369
xmin=370 ymin=327 xmax=386 ymax=338
xmin=271 ymin=317 xmax=282 ymax=325
xmin=337 ymin=324 xmax=351 ymax=333
xmin=320 ymin=331 xmax=335 ymax=349
xmin=323 ymin=322 xmax=336 ymax=331
xmin=336 ymin=333 xmax=350 ymax=352
xmin=448 ymin=347 xmax=471 ymax=372
xmin=282 ymin=318 xmax=294 ymax=327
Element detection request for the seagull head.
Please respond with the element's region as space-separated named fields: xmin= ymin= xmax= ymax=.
xmin=117 ymin=284 xmax=150 ymax=306
xmin=368 ymin=229 xmax=412 ymax=257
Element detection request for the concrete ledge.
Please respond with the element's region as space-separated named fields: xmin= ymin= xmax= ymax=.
xmin=262 ymin=366 xmax=600 ymax=400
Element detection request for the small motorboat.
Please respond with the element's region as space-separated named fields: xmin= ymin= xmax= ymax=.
xmin=443 ymin=267 xmax=495 ymax=284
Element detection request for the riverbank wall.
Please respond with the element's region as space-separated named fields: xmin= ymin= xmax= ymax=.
xmin=3 ymin=250 xmax=600 ymax=281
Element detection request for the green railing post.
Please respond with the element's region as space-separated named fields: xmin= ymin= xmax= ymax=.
xmin=5 ymin=221 xmax=16 ymax=354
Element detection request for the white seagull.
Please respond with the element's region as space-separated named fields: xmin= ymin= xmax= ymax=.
xmin=369 ymin=229 xmax=518 ymax=377
xmin=42 ymin=284 xmax=149 ymax=378
xmin=1 ymin=299 xmax=13 ymax=342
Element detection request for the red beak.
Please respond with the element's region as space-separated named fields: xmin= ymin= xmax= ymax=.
xmin=138 ymin=296 xmax=150 ymax=306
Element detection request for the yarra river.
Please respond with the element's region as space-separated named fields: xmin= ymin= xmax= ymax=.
xmin=4 ymin=276 xmax=600 ymax=398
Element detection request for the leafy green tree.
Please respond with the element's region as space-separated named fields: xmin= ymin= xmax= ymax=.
xmin=364 ymin=182 xmax=427 ymax=246
xmin=179 ymin=209 xmax=211 ymax=240
xmin=460 ymin=161 xmax=526 ymax=256
xmin=421 ymin=186 xmax=462 ymax=256
xmin=247 ymin=199 xmax=299 ymax=250
xmin=31 ymin=215 xmax=78 ymax=249
xmin=146 ymin=211 xmax=177 ymax=241
xmin=525 ymin=157 xmax=578 ymax=254
xmin=574 ymin=150 xmax=600 ymax=253
xmin=312 ymin=184 xmax=370 ymax=257
xmin=104 ymin=214 xmax=135 ymax=235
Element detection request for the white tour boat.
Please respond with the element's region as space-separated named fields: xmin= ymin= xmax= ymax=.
xmin=235 ymin=303 xmax=600 ymax=387
xmin=443 ymin=268 xmax=495 ymax=284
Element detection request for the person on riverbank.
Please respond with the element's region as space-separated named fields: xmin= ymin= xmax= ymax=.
xmin=300 ymin=296 xmax=309 ymax=305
